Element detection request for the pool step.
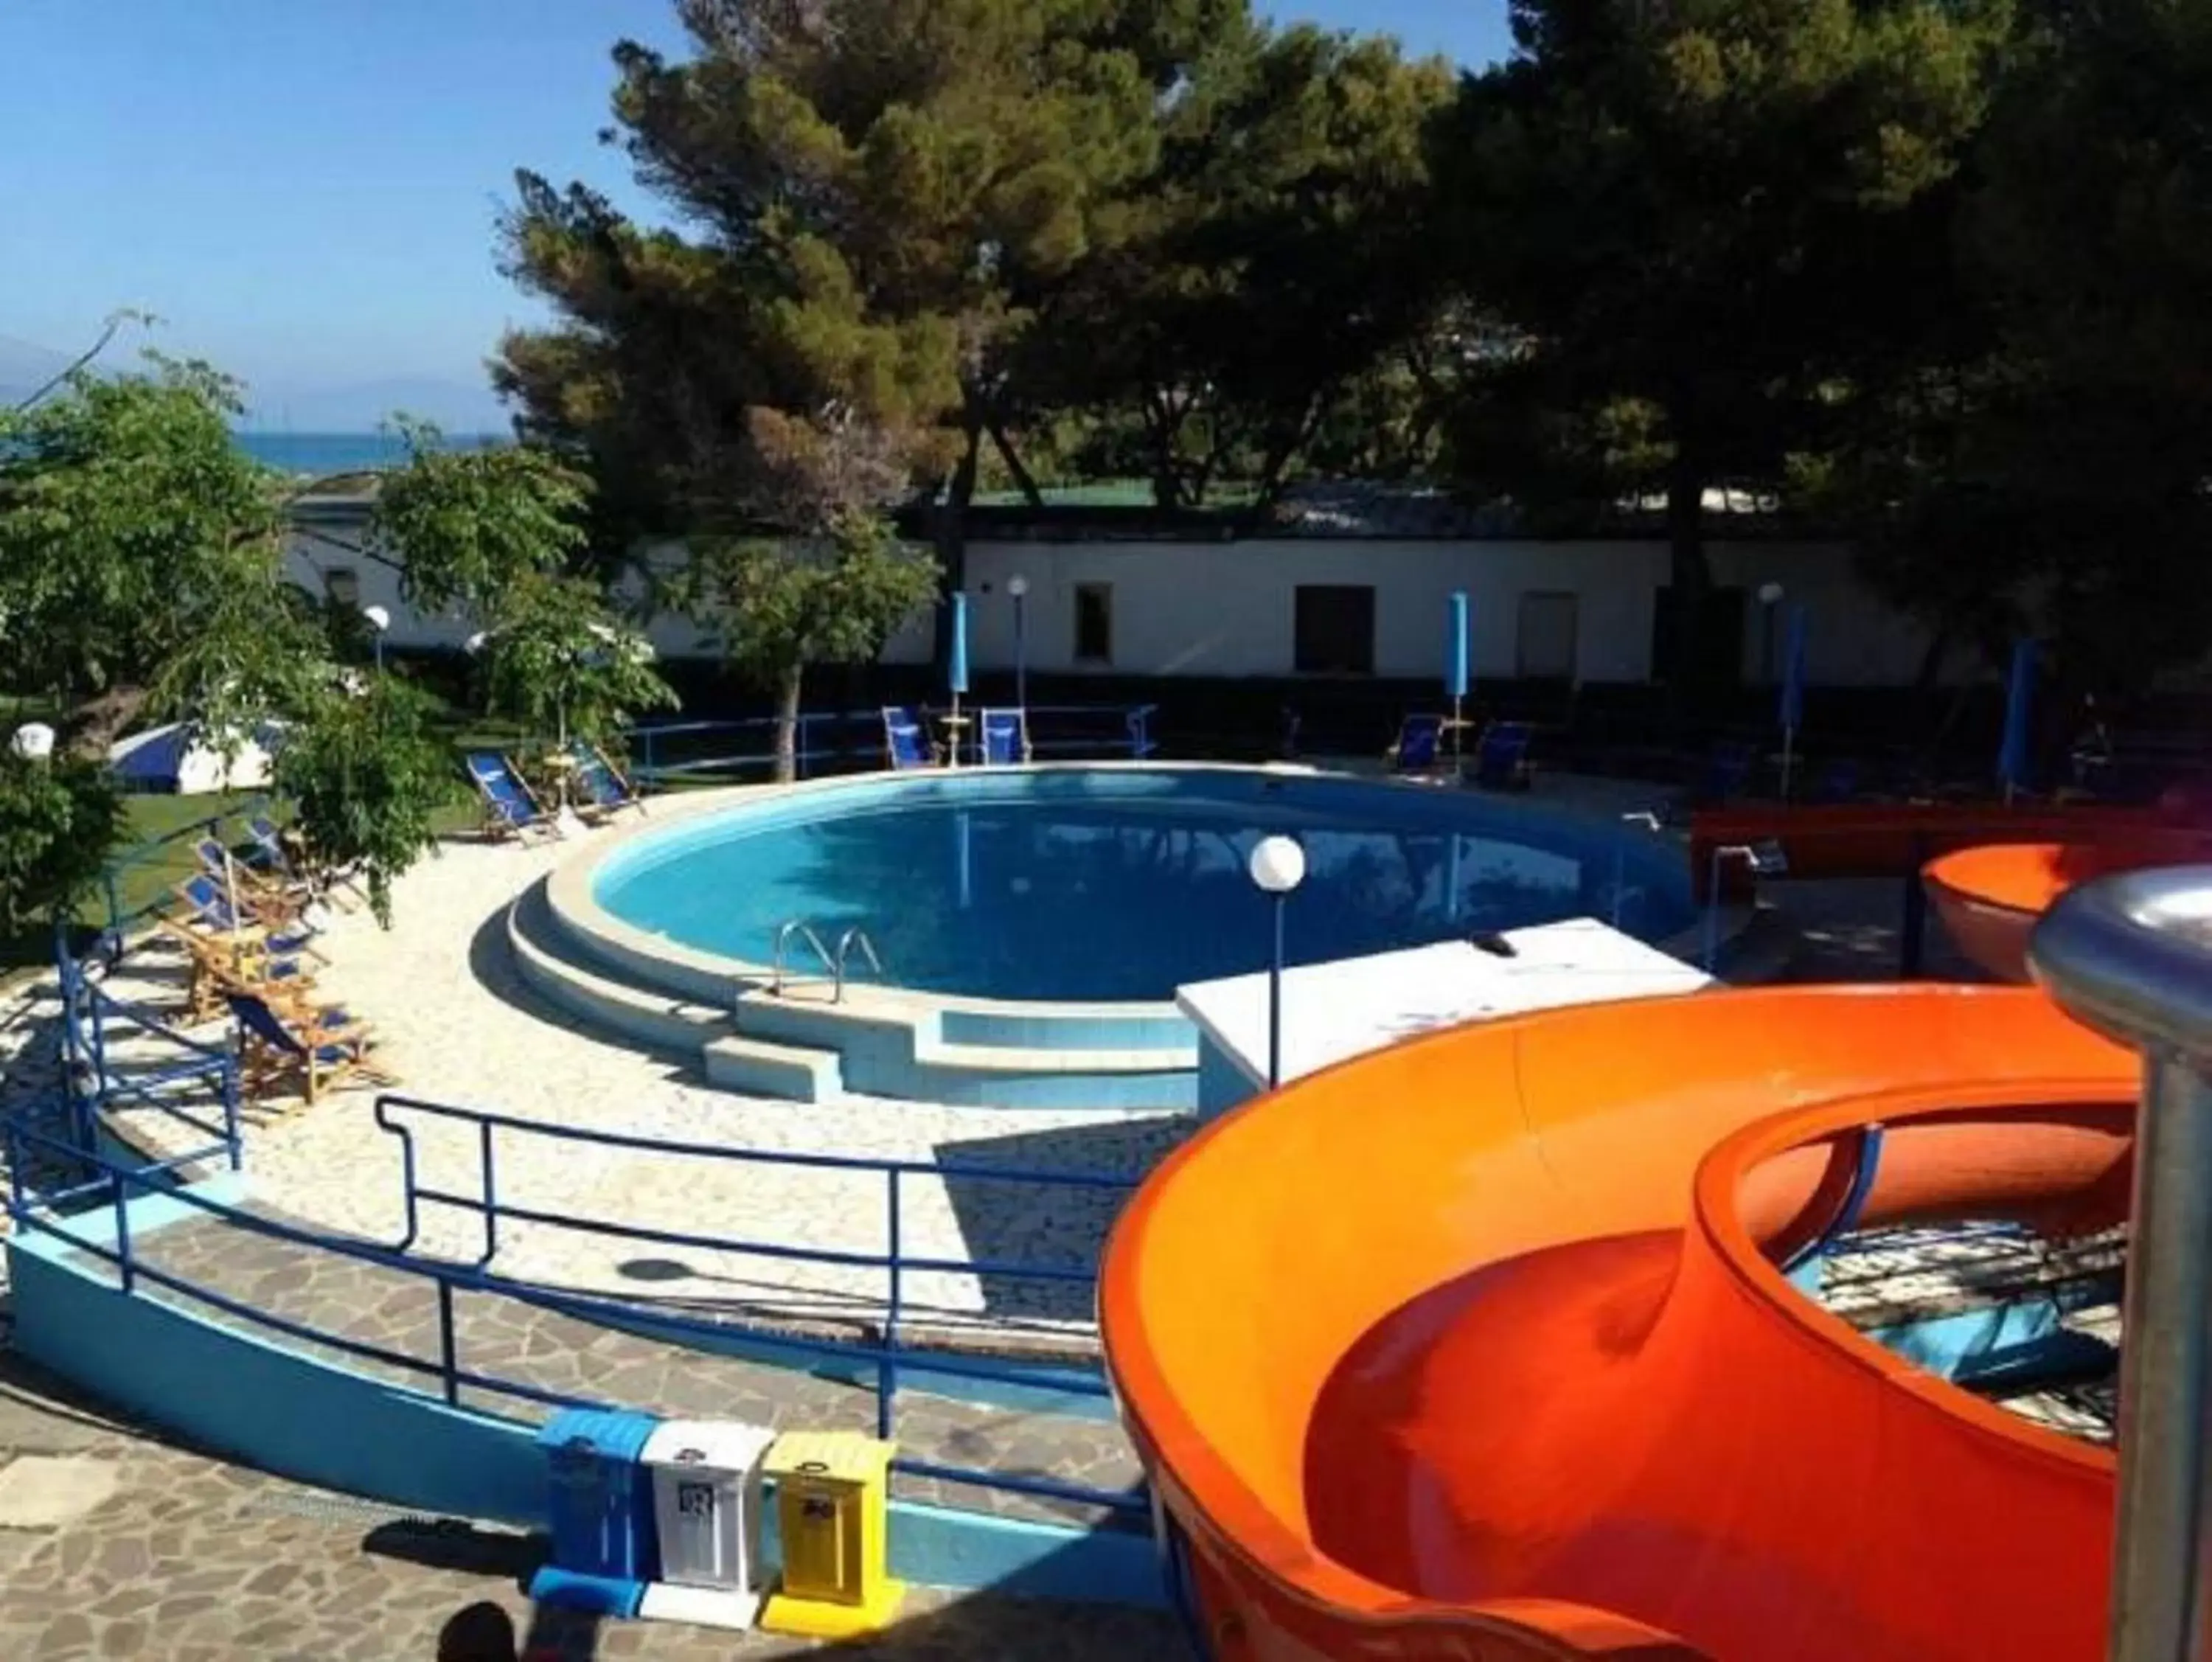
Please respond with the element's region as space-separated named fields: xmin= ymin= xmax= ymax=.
xmin=519 ymin=870 xmax=1194 ymax=1110
xmin=733 ymin=991 xmax=1195 ymax=1110
xmin=703 ymin=1033 xmax=845 ymax=1102
xmin=508 ymin=881 xmax=848 ymax=1103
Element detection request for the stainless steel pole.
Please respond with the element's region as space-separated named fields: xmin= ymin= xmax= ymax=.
xmin=2028 ymin=867 xmax=2212 ymax=1662
xmin=2108 ymin=1054 xmax=2212 ymax=1662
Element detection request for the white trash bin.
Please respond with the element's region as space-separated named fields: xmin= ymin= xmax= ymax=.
xmin=638 ymin=1419 xmax=776 ymax=1630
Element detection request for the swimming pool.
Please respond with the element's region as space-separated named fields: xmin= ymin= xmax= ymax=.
xmin=588 ymin=767 xmax=1694 ymax=1005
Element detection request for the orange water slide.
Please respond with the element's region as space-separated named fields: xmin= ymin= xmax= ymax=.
xmin=1100 ymin=986 xmax=2135 ymax=1661
xmin=1924 ymin=836 xmax=2212 ymax=981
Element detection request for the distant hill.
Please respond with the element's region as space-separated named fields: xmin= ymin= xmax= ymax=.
xmin=0 ymin=334 xmax=72 ymax=406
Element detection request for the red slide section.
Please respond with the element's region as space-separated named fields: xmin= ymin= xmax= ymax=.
xmin=1101 ymin=985 xmax=2133 ymax=1661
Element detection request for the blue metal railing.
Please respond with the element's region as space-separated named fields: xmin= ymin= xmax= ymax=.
xmin=367 ymin=1094 xmax=1135 ymax=1474
xmin=4 ymin=1045 xmax=1146 ymax=1516
xmin=628 ymin=703 xmax=1158 ymax=786
xmin=46 ymin=936 xmax=242 ymax=1183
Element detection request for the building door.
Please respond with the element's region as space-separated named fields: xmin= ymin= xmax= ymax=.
xmin=1073 ymin=583 xmax=1114 ymax=665
xmin=1293 ymin=585 xmax=1377 ymax=675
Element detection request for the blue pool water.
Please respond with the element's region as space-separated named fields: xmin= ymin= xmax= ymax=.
xmin=595 ymin=770 xmax=1694 ymax=1004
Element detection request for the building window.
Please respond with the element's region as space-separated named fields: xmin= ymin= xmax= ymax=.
xmin=323 ymin=567 xmax=361 ymax=608
xmin=1516 ymin=591 xmax=1579 ymax=681
xmin=1293 ymin=585 xmax=1376 ymax=675
xmin=1074 ymin=583 xmax=1113 ymax=664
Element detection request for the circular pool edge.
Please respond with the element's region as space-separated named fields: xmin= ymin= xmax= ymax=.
xmin=546 ymin=760 xmax=1703 ymax=1024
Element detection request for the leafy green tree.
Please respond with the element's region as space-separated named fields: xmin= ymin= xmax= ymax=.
xmin=476 ymin=574 xmax=678 ymax=752
xmin=0 ymin=361 xmax=617 ymax=936
xmin=679 ymin=515 xmax=941 ymax=781
xmin=0 ymin=748 xmax=124 ymax=940
xmin=274 ymin=677 xmax=458 ymax=925
xmin=0 ymin=357 xmax=309 ymax=754
xmin=1043 ymin=23 xmax=1454 ymax=507
xmin=370 ymin=417 xmax=594 ymax=618
xmin=367 ymin=417 xmax=678 ymax=751
xmin=1432 ymin=0 xmax=2009 ymax=702
xmin=496 ymin=0 xmax=1245 ymax=656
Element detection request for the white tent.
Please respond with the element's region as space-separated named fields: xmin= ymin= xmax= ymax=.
xmin=108 ymin=721 xmax=285 ymax=796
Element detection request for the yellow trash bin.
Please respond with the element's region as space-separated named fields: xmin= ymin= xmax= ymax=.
xmin=759 ymin=1430 xmax=905 ymax=1637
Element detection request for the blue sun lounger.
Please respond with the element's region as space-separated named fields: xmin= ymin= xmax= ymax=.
xmin=170 ymin=874 xmax=328 ymax=962
xmin=978 ymin=708 xmax=1031 ymax=765
xmin=566 ymin=740 xmax=646 ymax=820
xmin=466 ymin=752 xmax=560 ymax=841
xmin=226 ymin=990 xmax=390 ymax=1106
xmin=1388 ymin=714 xmax=1447 ymax=775
xmin=1472 ymin=721 xmax=1535 ymax=791
xmin=883 ymin=707 xmax=937 ymax=771
xmin=245 ymin=815 xmax=367 ymax=909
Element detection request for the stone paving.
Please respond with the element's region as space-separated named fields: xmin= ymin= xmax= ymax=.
xmin=0 ymin=1345 xmax=1186 ymax=1661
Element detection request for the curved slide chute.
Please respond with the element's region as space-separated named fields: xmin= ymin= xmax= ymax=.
xmin=1101 ymin=985 xmax=2133 ymax=1661
xmin=1924 ymin=836 xmax=2208 ymax=981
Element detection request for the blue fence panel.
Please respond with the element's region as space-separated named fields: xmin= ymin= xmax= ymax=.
xmin=4 ymin=1086 xmax=1148 ymax=1518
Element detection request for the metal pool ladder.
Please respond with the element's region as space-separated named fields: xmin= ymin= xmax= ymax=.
xmin=834 ymin=927 xmax=883 ymax=1003
xmin=769 ymin=919 xmax=885 ymax=1004
xmin=770 ymin=920 xmax=834 ymax=997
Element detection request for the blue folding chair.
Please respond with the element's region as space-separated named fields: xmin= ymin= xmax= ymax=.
xmin=567 ymin=740 xmax=646 ymax=819
xmin=226 ymin=990 xmax=391 ymax=1107
xmin=170 ymin=874 xmax=327 ymax=963
xmin=978 ymin=709 xmax=1031 ymax=765
xmin=246 ymin=813 xmax=366 ymax=908
xmin=1388 ymin=714 xmax=1446 ymax=775
xmin=465 ymin=753 xmax=560 ymax=841
xmin=883 ymin=707 xmax=937 ymax=771
xmin=1472 ymin=721 xmax=1534 ymax=791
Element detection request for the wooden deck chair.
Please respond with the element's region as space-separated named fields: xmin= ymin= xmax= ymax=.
xmin=566 ymin=740 xmax=646 ymax=821
xmin=168 ymin=926 xmax=321 ymax=1026
xmin=465 ymin=752 xmax=560 ymax=841
xmin=169 ymin=875 xmax=330 ymax=962
xmin=195 ymin=837 xmax=318 ymax=919
xmin=226 ymin=991 xmax=393 ymax=1108
xmin=247 ymin=815 xmax=366 ymax=910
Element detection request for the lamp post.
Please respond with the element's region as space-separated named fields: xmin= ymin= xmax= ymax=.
xmin=10 ymin=721 xmax=55 ymax=762
xmin=1757 ymin=582 xmax=1784 ymax=683
xmin=362 ymin=605 xmax=392 ymax=672
xmin=1008 ymin=574 xmax=1030 ymax=712
xmin=1248 ymin=835 xmax=1307 ymax=1089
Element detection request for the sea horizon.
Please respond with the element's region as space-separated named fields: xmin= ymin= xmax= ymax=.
xmin=233 ymin=429 xmax=508 ymax=476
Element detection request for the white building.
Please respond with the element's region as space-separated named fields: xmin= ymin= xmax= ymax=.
xmin=285 ymin=484 xmax=1941 ymax=689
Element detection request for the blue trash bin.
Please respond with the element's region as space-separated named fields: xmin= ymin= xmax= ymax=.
xmin=527 ymin=1408 xmax=661 ymax=1617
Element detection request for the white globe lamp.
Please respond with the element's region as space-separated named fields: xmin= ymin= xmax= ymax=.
xmin=10 ymin=722 xmax=56 ymax=762
xmin=1248 ymin=835 xmax=1307 ymax=895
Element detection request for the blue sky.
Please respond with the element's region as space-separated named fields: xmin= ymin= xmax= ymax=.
xmin=0 ymin=1 xmax=1508 ymax=428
